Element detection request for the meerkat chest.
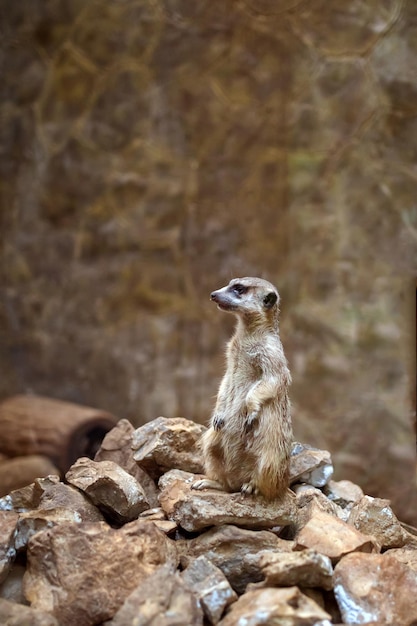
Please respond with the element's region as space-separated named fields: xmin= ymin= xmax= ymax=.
xmin=227 ymin=338 xmax=262 ymax=382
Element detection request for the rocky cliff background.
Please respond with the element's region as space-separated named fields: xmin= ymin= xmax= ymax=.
xmin=0 ymin=0 xmax=416 ymax=522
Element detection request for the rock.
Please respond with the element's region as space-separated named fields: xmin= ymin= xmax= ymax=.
xmin=105 ymin=564 xmax=203 ymax=626
xmin=251 ymin=548 xmax=333 ymax=591
xmin=131 ymin=416 xmax=205 ymax=479
xmin=185 ymin=524 xmax=291 ymax=594
xmin=0 ymin=475 xmax=61 ymax=513
xmin=334 ymin=552 xmax=417 ymax=625
xmin=159 ymin=469 xmax=297 ymax=532
xmin=139 ymin=506 xmax=166 ymax=520
xmin=15 ymin=507 xmax=85 ymax=551
xmin=0 ymin=562 xmax=27 ymax=604
xmin=295 ymin=485 xmax=345 ymax=526
xmin=0 ymin=597 xmax=59 ymax=626
xmin=36 ymin=480 xmax=105 ymax=522
xmin=324 ymin=479 xmax=364 ymax=508
xmin=95 ymin=419 xmax=159 ymax=508
xmin=66 ymin=457 xmax=149 ymax=523
xmin=182 ymin=555 xmax=237 ymax=624
xmin=295 ymin=510 xmax=378 ymax=563
xmin=384 ymin=547 xmax=417 ymax=572
xmin=348 ymin=495 xmax=417 ymax=549
xmin=0 ymin=475 xmax=103 ymax=523
xmin=218 ymin=587 xmax=331 ymax=626
xmin=0 ymin=455 xmax=60 ymax=497
xmin=24 ymin=519 xmax=178 ymax=626
xmin=0 ymin=511 xmax=18 ymax=583
xmin=290 ymin=443 xmax=334 ymax=488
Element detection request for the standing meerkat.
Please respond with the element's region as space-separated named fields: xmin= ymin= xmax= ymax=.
xmin=193 ymin=277 xmax=292 ymax=499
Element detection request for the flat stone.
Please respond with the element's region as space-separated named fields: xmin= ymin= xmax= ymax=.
xmin=290 ymin=443 xmax=334 ymax=488
xmin=324 ymin=480 xmax=364 ymax=508
xmin=334 ymin=552 xmax=417 ymax=625
xmin=252 ymin=548 xmax=333 ymax=591
xmin=66 ymin=457 xmax=149 ymax=523
xmin=0 ymin=597 xmax=59 ymax=626
xmin=295 ymin=510 xmax=378 ymax=563
xmin=105 ymin=564 xmax=203 ymax=626
xmin=0 ymin=511 xmax=18 ymax=583
xmin=218 ymin=587 xmax=331 ymax=626
xmin=182 ymin=555 xmax=237 ymax=624
xmin=185 ymin=524 xmax=291 ymax=594
xmin=348 ymin=495 xmax=417 ymax=549
xmin=24 ymin=519 xmax=178 ymax=626
xmin=131 ymin=416 xmax=205 ymax=479
xmin=159 ymin=469 xmax=297 ymax=532
xmin=95 ymin=418 xmax=159 ymax=508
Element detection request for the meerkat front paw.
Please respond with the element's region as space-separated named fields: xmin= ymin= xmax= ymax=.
xmin=241 ymin=481 xmax=260 ymax=496
xmin=212 ymin=414 xmax=225 ymax=430
xmin=244 ymin=410 xmax=259 ymax=432
xmin=192 ymin=478 xmax=224 ymax=491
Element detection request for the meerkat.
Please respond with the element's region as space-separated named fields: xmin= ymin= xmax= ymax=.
xmin=193 ymin=277 xmax=292 ymax=499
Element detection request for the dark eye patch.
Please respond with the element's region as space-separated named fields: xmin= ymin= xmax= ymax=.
xmin=231 ymin=283 xmax=248 ymax=296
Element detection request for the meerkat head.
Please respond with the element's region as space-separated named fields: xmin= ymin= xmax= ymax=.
xmin=211 ymin=277 xmax=280 ymax=326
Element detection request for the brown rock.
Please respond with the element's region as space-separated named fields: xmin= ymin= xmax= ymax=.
xmin=218 ymin=587 xmax=331 ymax=626
xmin=139 ymin=506 xmax=166 ymax=520
xmin=0 ymin=597 xmax=59 ymax=626
xmin=151 ymin=519 xmax=178 ymax=535
xmin=252 ymin=548 xmax=333 ymax=591
xmin=324 ymin=479 xmax=364 ymax=508
xmin=384 ymin=547 xmax=417 ymax=571
xmin=106 ymin=564 xmax=203 ymax=626
xmin=295 ymin=510 xmax=378 ymax=563
xmin=0 ymin=475 xmax=61 ymax=512
xmin=334 ymin=552 xmax=417 ymax=625
xmin=24 ymin=519 xmax=178 ymax=626
xmin=95 ymin=418 xmax=159 ymax=508
xmin=159 ymin=469 xmax=297 ymax=532
xmin=15 ymin=506 xmax=95 ymax=551
xmin=295 ymin=485 xmax=345 ymax=526
xmin=0 ymin=511 xmax=18 ymax=583
xmin=186 ymin=524 xmax=291 ymax=594
xmin=0 ymin=475 xmax=103 ymax=524
xmin=182 ymin=555 xmax=237 ymax=624
xmin=131 ymin=416 xmax=205 ymax=479
xmin=0 ymin=563 xmax=27 ymax=604
xmin=36 ymin=480 xmax=105 ymax=522
xmin=348 ymin=495 xmax=417 ymax=549
xmin=290 ymin=443 xmax=334 ymax=488
xmin=66 ymin=457 xmax=149 ymax=523
xmin=0 ymin=455 xmax=60 ymax=497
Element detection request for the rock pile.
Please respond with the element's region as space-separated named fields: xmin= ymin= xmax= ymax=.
xmin=1 ymin=416 xmax=417 ymax=625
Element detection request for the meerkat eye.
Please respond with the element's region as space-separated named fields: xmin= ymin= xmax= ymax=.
xmin=232 ymin=284 xmax=248 ymax=296
xmin=263 ymin=291 xmax=277 ymax=308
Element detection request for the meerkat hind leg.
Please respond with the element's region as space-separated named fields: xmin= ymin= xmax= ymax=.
xmin=192 ymin=478 xmax=225 ymax=491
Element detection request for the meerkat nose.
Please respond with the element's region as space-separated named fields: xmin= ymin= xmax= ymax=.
xmin=211 ymin=291 xmax=218 ymax=301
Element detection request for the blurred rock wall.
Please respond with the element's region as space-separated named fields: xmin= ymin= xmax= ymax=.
xmin=1 ymin=0 xmax=416 ymax=520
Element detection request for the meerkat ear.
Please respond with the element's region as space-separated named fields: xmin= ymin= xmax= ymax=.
xmin=263 ymin=291 xmax=277 ymax=309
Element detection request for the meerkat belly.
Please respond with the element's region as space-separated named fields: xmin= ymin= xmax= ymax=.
xmin=221 ymin=354 xmax=258 ymax=424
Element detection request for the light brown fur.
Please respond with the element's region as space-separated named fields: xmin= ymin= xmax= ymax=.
xmin=193 ymin=277 xmax=293 ymax=499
